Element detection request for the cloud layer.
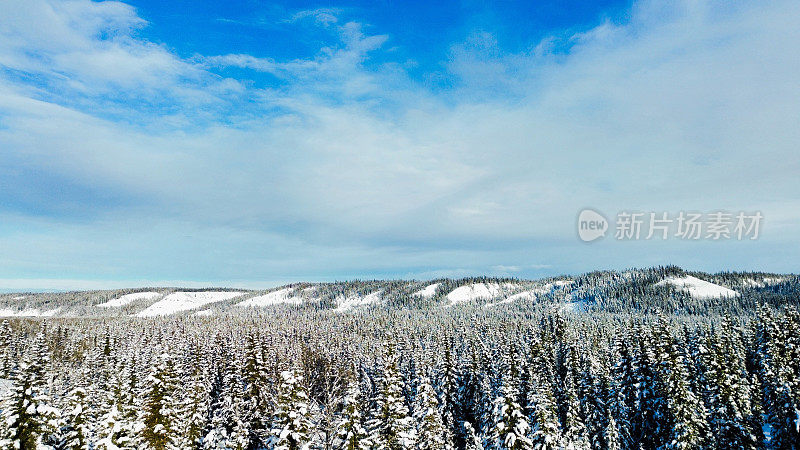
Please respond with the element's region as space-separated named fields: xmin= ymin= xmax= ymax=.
xmin=1 ymin=0 xmax=799 ymax=288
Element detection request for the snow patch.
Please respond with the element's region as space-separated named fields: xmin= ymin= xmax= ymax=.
xmin=559 ymin=300 xmax=586 ymax=313
xmin=335 ymin=291 xmax=382 ymax=312
xmin=136 ymin=291 xmax=244 ymax=317
xmin=237 ymin=288 xmax=302 ymax=307
xmin=194 ymin=309 xmax=215 ymax=316
xmin=0 ymin=308 xmax=60 ymax=317
xmin=97 ymin=291 xmax=162 ymax=307
xmin=446 ymin=283 xmax=513 ymax=304
xmin=484 ymin=289 xmax=540 ymax=308
xmin=412 ymin=283 xmax=440 ymax=298
xmin=657 ymin=275 xmax=738 ymax=299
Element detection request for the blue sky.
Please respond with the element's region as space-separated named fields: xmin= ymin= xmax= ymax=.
xmin=0 ymin=0 xmax=798 ymax=290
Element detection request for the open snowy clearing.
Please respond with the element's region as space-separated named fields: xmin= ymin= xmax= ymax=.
xmin=335 ymin=291 xmax=381 ymax=312
xmin=237 ymin=288 xmax=302 ymax=307
xmin=0 ymin=308 xmax=60 ymax=317
xmin=657 ymin=275 xmax=738 ymax=299
xmin=136 ymin=291 xmax=244 ymax=317
xmin=446 ymin=283 xmax=514 ymax=304
xmin=483 ymin=289 xmax=540 ymax=308
xmin=97 ymin=291 xmax=162 ymax=307
xmin=412 ymin=283 xmax=440 ymax=298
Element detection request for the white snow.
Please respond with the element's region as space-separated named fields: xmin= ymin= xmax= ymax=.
xmin=744 ymin=277 xmax=786 ymax=288
xmin=97 ymin=291 xmax=162 ymax=307
xmin=559 ymin=300 xmax=586 ymax=313
xmin=136 ymin=291 xmax=244 ymax=317
xmin=446 ymin=283 xmax=513 ymax=304
xmin=0 ymin=308 xmax=60 ymax=317
xmin=657 ymin=275 xmax=738 ymax=299
xmin=483 ymin=289 xmax=540 ymax=308
xmin=12 ymin=296 xmax=27 ymax=300
xmin=335 ymin=291 xmax=382 ymax=312
xmin=237 ymin=288 xmax=302 ymax=307
xmin=194 ymin=309 xmax=215 ymax=316
xmin=0 ymin=378 xmax=13 ymax=397
xmin=412 ymin=283 xmax=440 ymax=298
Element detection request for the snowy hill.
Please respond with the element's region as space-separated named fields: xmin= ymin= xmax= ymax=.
xmin=0 ymin=267 xmax=797 ymax=318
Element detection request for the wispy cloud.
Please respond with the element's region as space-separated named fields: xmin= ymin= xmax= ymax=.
xmin=1 ymin=0 xmax=799 ymax=288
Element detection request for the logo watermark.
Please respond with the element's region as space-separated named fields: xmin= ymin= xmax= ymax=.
xmin=577 ymin=209 xmax=609 ymax=242
xmin=577 ymin=209 xmax=762 ymax=242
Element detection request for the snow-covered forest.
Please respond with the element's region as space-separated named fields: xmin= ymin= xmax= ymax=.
xmin=1 ymin=266 xmax=799 ymax=449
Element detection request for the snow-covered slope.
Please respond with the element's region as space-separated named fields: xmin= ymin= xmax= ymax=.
xmin=412 ymin=283 xmax=440 ymax=298
xmin=657 ymin=275 xmax=738 ymax=299
xmin=136 ymin=291 xmax=244 ymax=317
xmin=237 ymin=288 xmax=302 ymax=307
xmin=97 ymin=291 xmax=162 ymax=307
xmin=446 ymin=283 xmax=512 ymax=304
xmin=335 ymin=291 xmax=382 ymax=312
xmin=0 ymin=308 xmax=60 ymax=317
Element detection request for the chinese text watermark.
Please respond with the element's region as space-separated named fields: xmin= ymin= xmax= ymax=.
xmin=577 ymin=209 xmax=762 ymax=242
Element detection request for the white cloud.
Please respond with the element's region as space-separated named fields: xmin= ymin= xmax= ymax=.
xmin=1 ymin=0 xmax=799 ymax=283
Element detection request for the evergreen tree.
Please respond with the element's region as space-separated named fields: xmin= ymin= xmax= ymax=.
xmin=61 ymin=373 xmax=92 ymax=450
xmin=370 ymin=344 xmax=416 ymax=450
xmin=463 ymin=421 xmax=485 ymax=450
xmin=414 ymin=373 xmax=451 ymax=450
xmin=336 ymin=379 xmax=371 ymax=450
xmin=0 ymin=329 xmax=60 ymax=449
xmin=490 ymin=375 xmax=534 ymax=450
xmin=139 ymin=348 xmax=179 ymax=449
xmin=271 ymin=369 xmax=313 ymax=450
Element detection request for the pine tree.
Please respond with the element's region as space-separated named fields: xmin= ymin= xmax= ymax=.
xmin=271 ymin=369 xmax=313 ymax=450
xmin=95 ymin=358 xmax=137 ymax=450
xmin=336 ymin=379 xmax=371 ymax=450
xmin=414 ymin=373 xmax=451 ymax=450
xmin=490 ymin=375 xmax=534 ymax=450
xmin=61 ymin=374 xmax=91 ymax=449
xmin=175 ymin=343 xmax=212 ymax=449
xmin=0 ymin=319 xmax=14 ymax=378
xmin=560 ymin=345 xmax=589 ymax=450
xmin=463 ymin=421 xmax=485 ymax=450
xmin=653 ymin=316 xmax=706 ymax=450
xmin=0 ymin=329 xmax=60 ymax=449
xmin=139 ymin=348 xmax=179 ymax=449
xmin=370 ymin=344 xmax=416 ymax=450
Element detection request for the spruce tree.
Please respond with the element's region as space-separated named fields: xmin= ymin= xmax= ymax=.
xmin=139 ymin=348 xmax=179 ymax=449
xmin=336 ymin=379 xmax=371 ymax=450
xmin=370 ymin=344 xmax=416 ymax=450
xmin=0 ymin=329 xmax=60 ymax=449
xmin=414 ymin=373 xmax=451 ymax=450
xmin=271 ymin=369 xmax=313 ymax=450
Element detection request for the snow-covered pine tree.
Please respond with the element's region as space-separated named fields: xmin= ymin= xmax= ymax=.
xmin=527 ymin=351 xmax=560 ymax=450
xmin=705 ymin=316 xmax=757 ymax=448
xmin=175 ymin=341 xmax=212 ymax=449
xmin=489 ymin=347 xmax=534 ymax=450
xmin=0 ymin=319 xmax=13 ymax=378
xmin=463 ymin=421 xmax=485 ymax=450
xmin=138 ymin=348 xmax=180 ymax=449
xmin=270 ymin=368 xmax=313 ymax=450
xmin=95 ymin=356 xmax=138 ymax=450
xmin=560 ymin=344 xmax=589 ymax=450
xmin=369 ymin=344 xmax=416 ymax=450
xmin=60 ymin=367 xmax=92 ymax=450
xmin=0 ymin=328 xmax=60 ymax=449
xmin=335 ymin=378 xmax=371 ymax=450
xmin=414 ymin=372 xmax=451 ymax=450
xmin=653 ymin=315 xmax=707 ymax=449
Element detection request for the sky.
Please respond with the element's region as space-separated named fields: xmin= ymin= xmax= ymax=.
xmin=0 ymin=0 xmax=799 ymax=290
